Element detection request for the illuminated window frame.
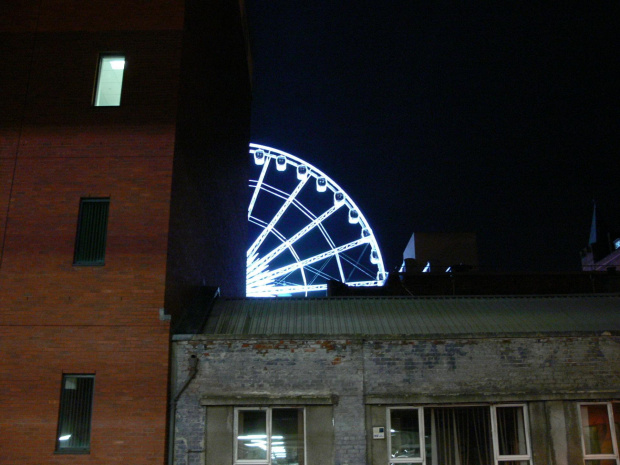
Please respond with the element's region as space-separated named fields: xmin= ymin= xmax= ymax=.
xmin=579 ymin=402 xmax=620 ymax=465
xmin=234 ymin=407 xmax=306 ymax=465
xmin=387 ymin=404 xmax=533 ymax=465
xmin=93 ymin=54 xmax=126 ymax=106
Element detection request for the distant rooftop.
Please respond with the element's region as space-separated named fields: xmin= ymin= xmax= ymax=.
xmin=174 ymin=293 xmax=620 ymax=338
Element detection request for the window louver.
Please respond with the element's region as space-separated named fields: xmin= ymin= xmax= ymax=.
xmin=74 ymin=198 xmax=109 ymax=265
xmin=56 ymin=375 xmax=95 ymax=452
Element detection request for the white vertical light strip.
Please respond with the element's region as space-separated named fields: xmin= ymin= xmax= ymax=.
xmin=95 ymin=56 xmax=125 ymax=106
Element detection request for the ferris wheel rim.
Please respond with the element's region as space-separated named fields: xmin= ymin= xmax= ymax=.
xmin=248 ymin=143 xmax=386 ymax=297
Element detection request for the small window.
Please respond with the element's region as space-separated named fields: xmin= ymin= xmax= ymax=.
xmin=74 ymin=198 xmax=109 ymax=265
xmin=387 ymin=405 xmax=532 ymax=465
xmin=580 ymin=402 xmax=620 ymax=464
xmin=94 ymin=55 xmax=125 ymax=106
xmin=56 ymin=374 xmax=94 ymax=453
xmin=235 ymin=407 xmax=305 ymax=464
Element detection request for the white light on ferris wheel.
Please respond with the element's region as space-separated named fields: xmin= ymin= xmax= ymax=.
xmin=348 ymin=209 xmax=360 ymax=224
xmin=334 ymin=191 xmax=345 ymax=207
xmin=254 ymin=149 xmax=265 ymax=165
xmin=247 ymin=143 xmax=386 ymax=297
xmin=297 ymin=165 xmax=308 ymax=180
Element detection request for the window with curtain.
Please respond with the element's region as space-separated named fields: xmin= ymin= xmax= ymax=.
xmin=235 ymin=407 xmax=305 ymax=465
xmin=388 ymin=405 xmax=532 ymax=465
xmin=580 ymin=403 xmax=620 ymax=465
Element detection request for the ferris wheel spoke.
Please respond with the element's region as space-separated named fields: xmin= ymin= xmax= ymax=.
xmin=249 ymin=204 xmax=342 ymax=274
xmin=248 ymin=157 xmax=270 ymax=220
xmin=248 ymin=175 xmax=309 ymax=259
xmin=253 ymin=237 xmax=371 ymax=285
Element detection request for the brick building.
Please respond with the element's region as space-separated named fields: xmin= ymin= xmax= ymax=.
xmin=0 ymin=1 xmax=250 ymax=463
xmin=171 ymin=294 xmax=620 ymax=465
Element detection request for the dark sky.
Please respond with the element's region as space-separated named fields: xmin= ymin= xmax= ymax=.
xmin=246 ymin=2 xmax=620 ymax=273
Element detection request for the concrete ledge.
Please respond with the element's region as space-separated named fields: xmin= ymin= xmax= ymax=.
xmin=201 ymin=394 xmax=338 ymax=406
xmin=365 ymin=390 xmax=620 ymax=405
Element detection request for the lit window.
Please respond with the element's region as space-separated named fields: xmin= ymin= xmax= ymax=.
xmin=74 ymin=198 xmax=109 ymax=265
xmin=387 ymin=405 xmax=532 ymax=465
xmin=235 ymin=407 xmax=305 ymax=464
xmin=580 ymin=403 xmax=620 ymax=464
xmin=56 ymin=375 xmax=94 ymax=453
xmin=94 ymin=55 xmax=125 ymax=106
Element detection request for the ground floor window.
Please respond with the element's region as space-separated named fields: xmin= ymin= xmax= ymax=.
xmin=56 ymin=374 xmax=95 ymax=453
xmin=387 ymin=404 xmax=532 ymax=465
xmin=235 ymin=407 xmax=305 ymax=465
xmin=580 ymin=402 xmax=620 ymax=465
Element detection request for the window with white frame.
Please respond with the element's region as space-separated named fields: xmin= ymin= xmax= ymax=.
xmin=580 ymin=402 xmax=620 ymax=465
xmin=235 ymin=407 xmax=305 ymax=465
xmin=387 ymin=404 xmax=532 ymax=465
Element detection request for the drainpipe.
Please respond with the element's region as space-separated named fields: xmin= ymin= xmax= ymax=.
xmin=168 ymin=354 xmax=199 ymax=465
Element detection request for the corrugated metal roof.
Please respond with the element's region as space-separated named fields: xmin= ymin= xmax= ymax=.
xmin=203 ymin=294 xmax=620 ymax=336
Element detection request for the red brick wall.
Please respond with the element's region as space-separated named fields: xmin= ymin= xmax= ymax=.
xmin=0 ymin=325 xmax=170 ymax=464
xmin=0 ymin=1 xmax=184 ymax=463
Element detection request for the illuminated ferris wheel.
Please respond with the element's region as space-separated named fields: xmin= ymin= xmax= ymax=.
xmin=247 ymin=143 xmax=386 ymax=297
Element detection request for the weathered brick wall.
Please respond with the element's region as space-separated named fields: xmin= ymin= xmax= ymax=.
xmin=364 ymin=335 xmax=620 ymax=401
xmin=173 ymin=334 xmax=620 ymax=465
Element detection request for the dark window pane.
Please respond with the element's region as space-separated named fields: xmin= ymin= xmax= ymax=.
xmin=272 ymin=408 xmax=304 ymax=465
xmin=425 ymin=406 xmax=493 ymax=465
xmin=237 ymin=410 xmax=267 ymax=460
xmin=496 ymin=406 xmax=528 ymax=456
xmin=56 ymin=375 xmax=94 ymax=452
xmin=74 ymin=198 xmax=109 ymax=265
xmin=613 ymin=403 xmax=620 ymax=452
xmin=390 ymin=409 xmax=421 ymax=459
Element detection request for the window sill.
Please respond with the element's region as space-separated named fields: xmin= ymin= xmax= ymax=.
xmin=55 ymin=449 xmax=90 ymax=455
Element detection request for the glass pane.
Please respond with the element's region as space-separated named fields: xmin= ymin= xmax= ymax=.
xmin=56 ymin=375 xmax=94 ymax=451
xmin=272 ymin=408 xmax=304 ymax=465
xmin=581 ymin=405 xmax=613 ymax=455
xmin=390 ymin=409 xmax=421 ymax=459
xmin=95 ymin=56 xmax=125 ymax=106
xmin=585 ymin=461 xmax=618 ymax=465
xmin=426 ymin=406 xmax=493 ymax=464
xmin=237 ymin=410 xmax=267 ymax=461
xmin=498 ymin=462 xmax=530 ymax=465
xmin=496 ymin=406 xmax=528 ymax=456
xmin=613 ymin=404 xmax=620 ymax=451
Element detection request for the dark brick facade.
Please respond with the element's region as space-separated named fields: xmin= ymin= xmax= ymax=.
xmin=0 ymin=1 xmax=250 ymax=463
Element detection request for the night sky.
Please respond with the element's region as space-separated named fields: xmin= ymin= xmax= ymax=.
xmin=246 ymin=2 xmax=620 ymax=273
